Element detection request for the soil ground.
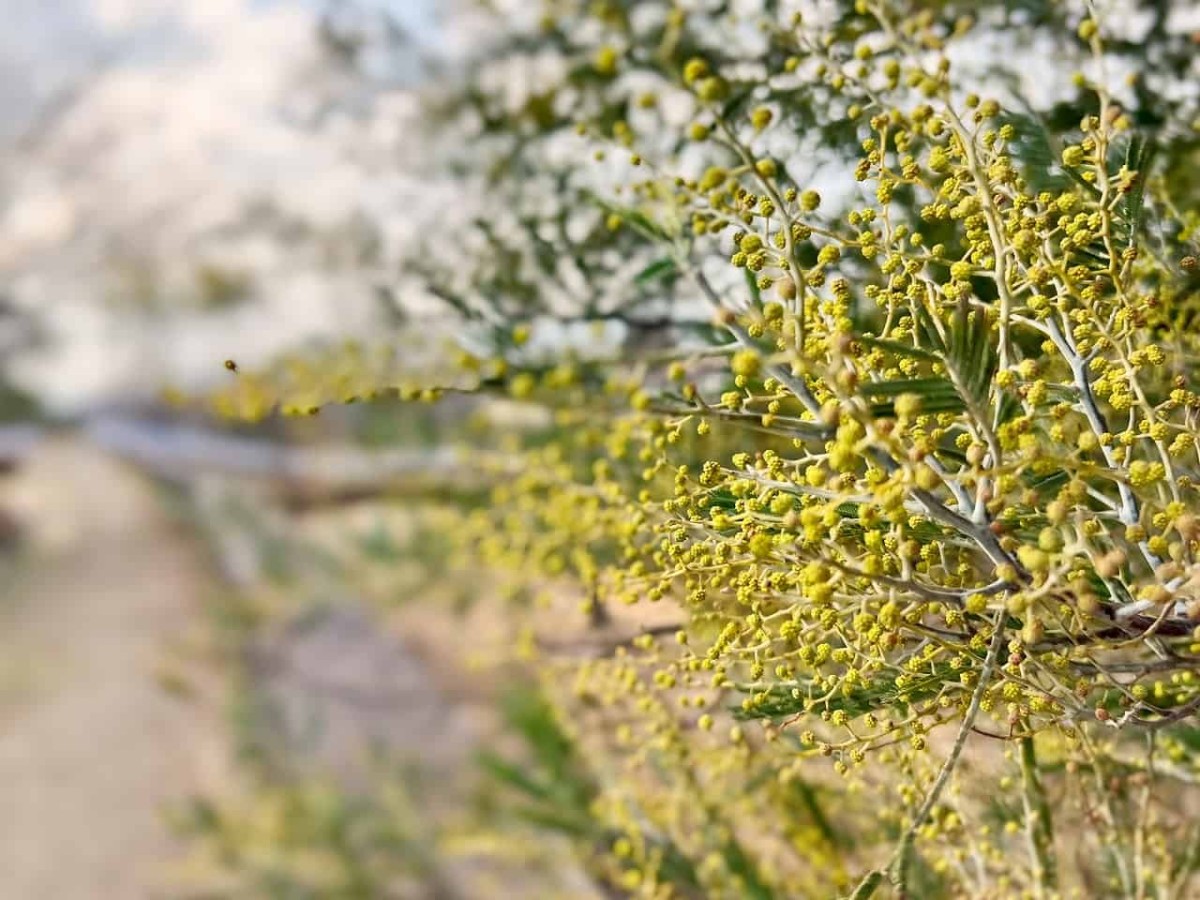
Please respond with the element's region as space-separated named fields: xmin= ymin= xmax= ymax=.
xmin=0 ymin=440 xmax=228 ymax=900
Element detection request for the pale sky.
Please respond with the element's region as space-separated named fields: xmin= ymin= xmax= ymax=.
xmin=1 ymin=0 xmax=438 ymax=411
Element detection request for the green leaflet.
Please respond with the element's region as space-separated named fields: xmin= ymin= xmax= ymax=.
xmin=636 ymin=256 xmax=679 ymax=284
xmin=744 ymin=267 xmax=763 ymax=306
xmin=734 ymin=660 xmax=975 ymax=723
xmin=859 ymin=376 xmax=960 ymax=398
xmin=946 ymin=298 xmax=998 ymax=409
xmin=857 ymin=334 xmax=941 ymax=363
xmin=999 ymin=109 xmax=1073 ymax=193
xmin=1117 ymin=134 xmax=1157 ymax=250
xmin=861 ymin=375 xmax=967 ymax=417
xmin=848 ymin=870 xmax=884 ymax=900
xmin=862 ymin=297 xmax=997 ymax=419
xmin=586 ymin=193 xmax=673 ymax=242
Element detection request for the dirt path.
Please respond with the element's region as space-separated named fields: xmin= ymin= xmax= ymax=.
xmin=0 ymin=440 xmax=226 ymax=900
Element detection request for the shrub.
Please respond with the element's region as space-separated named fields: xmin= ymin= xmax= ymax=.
xmin=213 ymin=1 xmax=1200 ymax=896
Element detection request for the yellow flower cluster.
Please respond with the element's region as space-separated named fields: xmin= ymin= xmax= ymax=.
xmin=208 ymin=0 xmax=1200 ymax=895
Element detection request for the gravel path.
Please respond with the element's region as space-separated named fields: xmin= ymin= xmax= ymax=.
xmin=0 ymin=440 xmax=226 ymax=900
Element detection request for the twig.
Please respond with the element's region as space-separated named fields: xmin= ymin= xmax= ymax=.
xmin=1019 ymin=735 xmax=1058 ymax=896
xmin=687 ymin=265 xmax=826 ymax=421
xmin=849 ymin=610 xmax=1007 ymax=897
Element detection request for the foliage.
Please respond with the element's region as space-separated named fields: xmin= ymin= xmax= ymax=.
xmin=170 ymin=771 xmax=449 ymax=899
xmin=209 ymin=0 xmax=1200 ymax=897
